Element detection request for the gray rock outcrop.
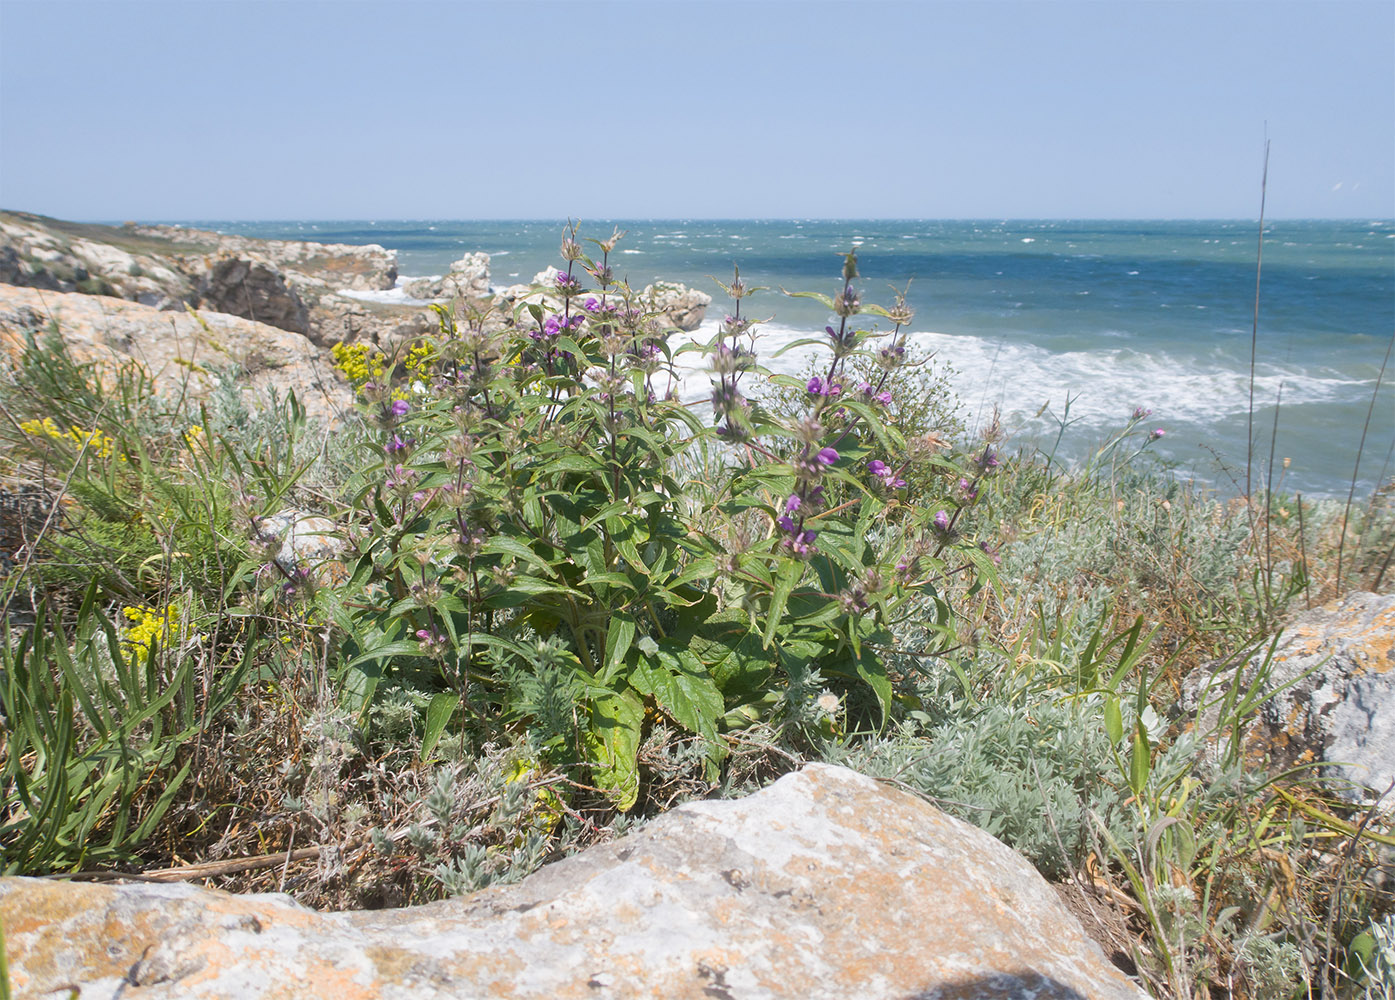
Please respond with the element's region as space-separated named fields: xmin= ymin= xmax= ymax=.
xmin=1182 ymin=590 xmax=1395 ymax=806
xmin=0 ymin=764 xmax=1143 ymax=999
xmin=402 ymin=251 xmax=491 ymax=300
xmin=0 ymin=213 xmax=195 ymax=308
xmin=189 ymin=252 xmax=311 ymax=335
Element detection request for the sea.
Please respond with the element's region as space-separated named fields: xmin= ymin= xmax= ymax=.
xmin=172 ymin=219 xmax=1394 ymax=499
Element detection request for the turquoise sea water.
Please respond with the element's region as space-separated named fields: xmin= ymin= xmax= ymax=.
xmin=177 ymin=219 xmax=1394 ymax=498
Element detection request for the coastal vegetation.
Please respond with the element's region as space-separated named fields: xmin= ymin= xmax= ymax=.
xmin=0 ymin=226 xmax=1392 ymax=999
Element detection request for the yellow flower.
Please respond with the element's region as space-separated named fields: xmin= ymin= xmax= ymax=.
xmin=121 ymin=604 xmax=179 ymax=662
xmin=331 ymin=342 xmax=386 ymax=387
xmin=19 ymin=417 xmax=116 ymax=460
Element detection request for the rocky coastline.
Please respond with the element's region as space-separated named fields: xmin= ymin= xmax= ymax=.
xmin=0 ymin=210 xmax=711 ymax=409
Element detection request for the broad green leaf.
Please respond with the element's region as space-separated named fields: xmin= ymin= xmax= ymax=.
xmin=853 ymin=647 xmax=894 ymax=728
xmin=762 ymin=559 xmax=806 ymax=648
xmin=584 ymin=689 xmax=643 ymax=811
xmin=606 ymin=516 xmax=648 ymax=575
xmin=602 ymin=612 xmax=637 ymax=682
xmin=421 ymin=691 xmax=461 ymax=761
xmin=650 ymin=644 xmax=724 ymax=746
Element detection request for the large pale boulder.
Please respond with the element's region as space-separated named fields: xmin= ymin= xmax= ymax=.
xmin=0 ymin=284 xmax=352 ymax=427
xmin=641 ymin=280 xmax=711 ymax=332
xmin=0 ymin=764 xmax=1144 ymax=999
xmin=402 ymin=251 xmax=492 ymax=300
xmin=1183 ymin=591 xmax=1395 ymax=805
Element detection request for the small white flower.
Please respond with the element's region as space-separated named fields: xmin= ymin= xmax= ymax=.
xmin=816 ymin=691 xmax=840 ymax=714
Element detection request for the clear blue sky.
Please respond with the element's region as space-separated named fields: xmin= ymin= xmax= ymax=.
xmin=1 ymin=0 xmax=1391 ymax=220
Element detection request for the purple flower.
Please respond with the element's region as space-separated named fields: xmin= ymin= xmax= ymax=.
xmin=957 ymin=477 xmax=978 ymax=500
xmin=868 ymin=458 xmax=906 ymax=490
xmin=415 ymin=628 xmax=448 ymax=656
xmin=785 ymin=494 xmax=802 ymax=514
xmin=933 ymin=509 xmax=952 ymax=532
xmin=817 ymin=447 xmax=838 ymax=466
xmin=976 ymin=447 xmax=1000 ymax=472
xmin=805 ymin=376 xmax=841 ymax=398
xmin=391 ymin=399 xmax=410 ymax=417
xmin=1132 ymin=407 xmax=1153 ymax=421
xmin=385 ymin=433 xmax=413 ymax=454
xmin=784 ymin=528 xmax=818 ymax=558
xmin=584 ymin=296 xmax=600 ymax=312
xmin=776 ymin=515 xmax=796 ymax=533
xmin=1149 ymin=428 xmax=1165 ymax=441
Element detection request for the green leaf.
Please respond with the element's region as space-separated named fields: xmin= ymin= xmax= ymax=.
xmin=647 ymin=642 xmax=724 ymax=744
xmin=602 ymin=611 xmax=637 ymax=683
xmin=606 ymin=516 xmax=648 ymax=575
xmin=584 ymin=689 xmax=643 ymax=811
xmin=421 ymin=692 xmax=461 ymax=762
xmin=762 ymin=559 xmax=805 ymax=648
xmin=483 ymin=536 xmax=558 ymax=577
xmin=780 ymin=288 xmax=836 ymax=309
xmin=1129 ymin=721 xmax=1151 ymax=796
xmin=853 ymin=646 xmax=894 ymax=728
xmin=346 ymin=640 xmax=424 ymax=670
xmin=1104 ymin=697 xmax=1124 ymax=746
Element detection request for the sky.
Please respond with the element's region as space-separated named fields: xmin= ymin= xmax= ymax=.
xmin=0 ymin=0 xmax=1391 ymax=221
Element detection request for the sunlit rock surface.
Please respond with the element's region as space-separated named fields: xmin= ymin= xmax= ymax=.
xmin=0 ymin=764 xmax=1144 ymax=999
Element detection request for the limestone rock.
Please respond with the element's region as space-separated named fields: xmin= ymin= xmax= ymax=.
xmin=128 ymin=223 xmax=398 ymax=292
xmin=0 ymin=764 xmax=1144 ymax=1000
xmin=641 ymin=280 xmax=712 ymax=332
xmin=253 ymin=509 xmax=347 ymax=587
xmin=0 ymin=284 xmax=352 ymax=427
xmin=402 ymin=251 xmax=492 ymax=300
xmin=0 ymin=214 xmax=195 ymax=308
xmin=189 ymin=252 xmax=311 ymax=335
xmin=1182 ymin=591 xmax=1395 ymax=805
xmin=0 ymin=213 xmax=404 ymax=343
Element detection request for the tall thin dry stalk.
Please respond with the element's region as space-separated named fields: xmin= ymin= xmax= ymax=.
xmin=1335 ymin=329 xmax=1395 ymax=593
xmin=1246 ymin=138 xmax=1270 ymax=500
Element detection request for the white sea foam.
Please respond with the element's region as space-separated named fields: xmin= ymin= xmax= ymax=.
xmin=657 ymin=319 xmax=1369 ymax=437
xmin=336 ymin=275 xmax=440 ymax=307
